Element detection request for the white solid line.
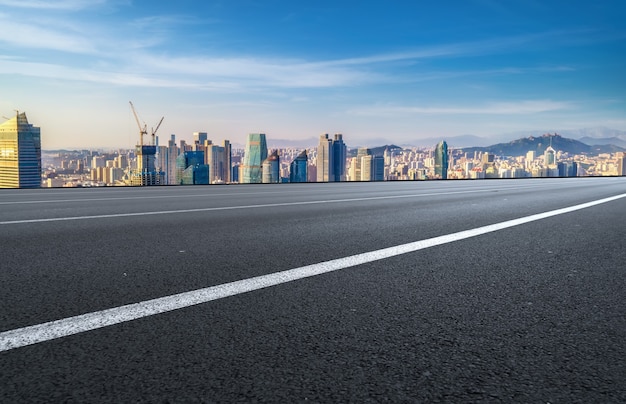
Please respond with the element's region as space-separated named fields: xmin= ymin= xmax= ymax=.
xmin=1 ymin=192 xmax=625 ymax=352
xmin=0 ymin=189 xmax=316 ymax=205
xmin=0 ymin=185 xmax=549 ymax=225
xmin=3 ymin=191 xmax=626 ymax=351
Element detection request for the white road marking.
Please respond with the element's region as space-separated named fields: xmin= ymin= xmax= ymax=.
xmin=0 ymin=180 xmax=575 ymax=206
xmin=1 ymin=192 xmax=625 ymax=352
xmin=0 ymin=189 xmax=312 ymax=205
xmin=0 ymin=185 xmax=551 ymax=225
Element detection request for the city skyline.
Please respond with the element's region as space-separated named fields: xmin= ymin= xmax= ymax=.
xmin=1 ymin=1 xmax=625 ymax=149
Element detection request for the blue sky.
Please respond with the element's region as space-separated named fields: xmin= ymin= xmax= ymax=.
xmin=1 ymin=0 xmax=625 ymax=149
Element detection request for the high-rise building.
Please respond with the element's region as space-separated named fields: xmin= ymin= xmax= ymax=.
xmin=241 ymin=133 xmax=268 ymax=183
xmin=193 ymin=132 xmax=208 ymax=147
xmin=130 ymin=143 xmax=164 ymax=186
xmin=348 ymin=147 xmax=369 ymax=181
xmin=262 ymin=150 xmax=280 ymax=183
xmin=434 ymin=140 xmax=448 ymax=179
xmin=616 ymin=152 xmax=625 ymax=176
xmin=166 ymin=135 xmax=179 ymax=185
xmin=316 ymin=133 xmax=347 ymax=182
xmin=372 ymin=156 xmax=385 ymax=181
xmin=206 ymin=140 xmax=232 ymax=183
xmin=289 ymin=150 xmax=308 ymax=183
xmin=544 ymin=146 xmax=556 ymax=166
xmin=0 ymin=112 xmax=41 ymax=188
xmin=361 ymin=154 xmax=373 ymax=181
xmin=176 ymin=151 xmax=209 ymax=185
xmin=332 ymin=133 xmax=347 ymax=181
xmin=316 ymin=133 xmax=333 ymax=182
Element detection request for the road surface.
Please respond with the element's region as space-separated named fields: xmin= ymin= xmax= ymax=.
xmin=1 ymin=177 xmax=625 ymax=402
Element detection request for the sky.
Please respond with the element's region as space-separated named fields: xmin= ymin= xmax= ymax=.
xmin=1 ymin=0 xmax=625 ymax=149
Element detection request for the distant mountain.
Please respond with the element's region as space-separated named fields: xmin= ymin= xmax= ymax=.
xmin=266 ymin=137 xmax=318 ymax=149
xmin=458 ymin=133 xmax=625 ymax=156
xmin=578 ymin=136 xmax=626 ymax=148
xmin=347 ymin=144 xmax=403 ymax=158
xmin=410 ymin=135 xmax=493 ymax=148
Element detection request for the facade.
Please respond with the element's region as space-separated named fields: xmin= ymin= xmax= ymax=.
xmin=289 ymin=150 xmax=308 ymax=183
xmin=618 ymin=152 xmax=626 ymax=176
xmin=129 ymin=145 xmax=165 ymax=186
xmin=193 ymin=132 xmax=207 ymax=147
xmin=544 ymin=146 xmax=556 ymax=166
xmin=372 ymin=156 xmax=385 ymax=181
xmin=166 ymin=135 xmax=179 ymax=184
xmin=205 ymin=140 xmax=232 ymax=183
xmin=361 ymin=155 xmax=373 ymax=181
xmin=262 ymin=150 xmax=280 ymax=183
xmin=332 ymin=133 xmax=347 ymax=181
xmin=316 ymin=133 xmax=333 ymax=182
xmin=434 ymin=140 xmax=448 ymax=179
xmin=316 ymin=133 xmax=346 ymax=182
xmin=241 ymin=133 xmax=268 ymax=183
xmin=176 ymin=151 xmax=208 ymax=185
xmin=0 ymin=112 xmax=41 ymax=188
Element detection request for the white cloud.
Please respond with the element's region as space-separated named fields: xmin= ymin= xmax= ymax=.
xmin=0 ymin=0 xmax=110 ymax=10
xmin=349 ymin=100 xmax=573 ymax=116
xmin=0 ymin=18 xmax=95 ymax=54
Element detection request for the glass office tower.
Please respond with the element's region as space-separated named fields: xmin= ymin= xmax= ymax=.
xmin=241 ymin=133 xmax=268 ymax=183
xmin=0 ymin=112 xmax=41 ymax=188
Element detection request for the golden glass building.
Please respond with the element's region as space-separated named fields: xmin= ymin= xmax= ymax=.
xmin=0 ymin=112 xmax=41 ymax=188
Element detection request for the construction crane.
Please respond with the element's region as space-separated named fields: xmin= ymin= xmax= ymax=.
xmin=151 ymin=116 xmax=164 ymax=146
xmin=129 ymin=101 xmax=148 ymax=147
xmin=129 ymin=101 xmax=164 ymax=146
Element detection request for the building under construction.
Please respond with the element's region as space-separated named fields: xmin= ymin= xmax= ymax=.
xmin=128 ymin=102 xmax=165 ymax=186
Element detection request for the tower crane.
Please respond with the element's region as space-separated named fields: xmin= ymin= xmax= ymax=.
xmin=129 ymin=101 xmax=164 ymax=146
xmin=129 ymin=101 xmax=147 ymax=147
xmin=151 ymin=116 xmax=164 ymax=146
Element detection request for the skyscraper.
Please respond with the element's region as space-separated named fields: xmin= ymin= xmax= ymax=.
xmin=316 ymin=133 xmax=347 ymax=182
xmin=193 ymin=132 xmax=208 ymax=147
xmin=372 ymin=156 xmax=385 ymax=181
xmin=262 ymin=150 xmax=280 ymax=183
xmin=434 ymin=140 xmax=448 ymax=179
xmin=241 ymin=133 xmax=268 ymax=183
xmin=0 ymin=112 xmax=41 ymax=188
xmin=617 ymin=152 xmax=625 ymax=176
xmin=205 ymin=140 xmax=232 ymax=183
xmin=176 ymin=151 xmax=208 ymax=185
xmin=317 ymin=133 xmax=333 ymax=182
xmin=361 ymin=154 xmax=373 ymax=181
xmin=289 ymin=150 xmax=308 ymax=183
xmin=332 ymin=133 xmax=347 ymax=181
xmin=166 ymin=134 xmax=179 ymax=185
xmin=544 ymin=146 xmax=556 ymax=166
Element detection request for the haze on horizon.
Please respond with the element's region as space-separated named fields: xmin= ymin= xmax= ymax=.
xmin=1 ymin=0 xmax=624 ymax=150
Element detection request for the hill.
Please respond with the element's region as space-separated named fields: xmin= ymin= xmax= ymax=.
xmin=458 ymin=133 xmax=624 ymax=156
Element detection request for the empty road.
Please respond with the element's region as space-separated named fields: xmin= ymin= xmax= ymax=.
xmin=1 ymin=177 xmax=625 ymax=402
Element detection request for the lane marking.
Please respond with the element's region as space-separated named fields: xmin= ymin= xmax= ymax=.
xmin=0 ymin=189 xmax=315 ymax=205
xmin=1 ymin=192 xmax=625 ymax=352
xmin=0 ymin=179 xmax=585 ymax=206
xmin=0 ymin=185 xmax=556 ymax=225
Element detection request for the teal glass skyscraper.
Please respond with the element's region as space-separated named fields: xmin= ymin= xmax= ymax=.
xmin=242 ymin=133 xmax=268 ymax=183
xmin=0 ymin=112 xmax=41 ymax=188
xmin=434 ymin=140 xmax=448 ymax=179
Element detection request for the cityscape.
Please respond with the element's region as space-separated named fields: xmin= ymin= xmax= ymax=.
xmin=1 ymin=111 xmax=625 ymax=189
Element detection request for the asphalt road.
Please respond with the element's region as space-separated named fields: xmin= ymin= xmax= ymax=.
xmin=1 ymin=177 xmax=625 ymax=402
